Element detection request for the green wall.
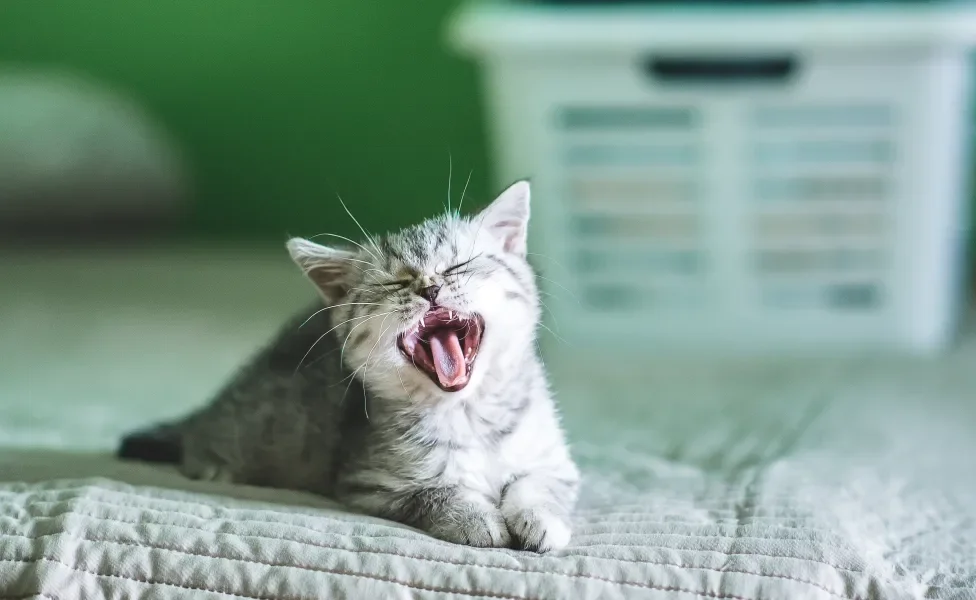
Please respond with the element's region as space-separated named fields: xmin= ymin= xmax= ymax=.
xmin=0 ymin=0 xmax=490 ymax=242
xmin=1 ymin=2 xmax=973 ymax=276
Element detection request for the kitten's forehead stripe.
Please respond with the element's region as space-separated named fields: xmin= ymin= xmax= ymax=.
xmin=378 ymin=217 xmax=466 ymax=273
xmin=434 ymin=221 xmax=450 ymax=245
xmin=485 ymin=254 xmax=531 ymax=294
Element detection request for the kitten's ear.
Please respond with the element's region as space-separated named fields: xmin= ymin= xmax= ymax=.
xmin=478 ymin=180 xmax=530 ymax=256
xmin=286 ymin=238 xmax=356 ymax=300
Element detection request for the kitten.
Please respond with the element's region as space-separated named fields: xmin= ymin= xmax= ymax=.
xmin=118 ymin=181 xmax=580 ymax=552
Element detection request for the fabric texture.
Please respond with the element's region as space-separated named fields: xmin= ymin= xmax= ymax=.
xmin=2 ymin=335 xmax=976 ymax=599
xmin=1 ymin=250 xmax=974 ymax=599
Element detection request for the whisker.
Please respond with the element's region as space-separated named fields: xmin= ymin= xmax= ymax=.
xmin=539 ymin=322 xmax=573 ymax=347
xmin=535 ymin=274 xmax=581 ymax=305
xmin=294 ymin=311 xmax=390 ymax=373
xmin=336 ymin=193 xmax=384 ymax=260
xmin=448 ymin=269 xmax=477 ymax=281
xmin=464 ymin=203 xmax=493 ymax=268
xmin=526 ymin=252 xmax=572 ymax=276
xmin=446 ymin=151 xmax=453 ymax=215
xmin=360 ymin=268 xmax=399 ymax=283
xmin=336 ymin=264 xmax=372 ymax=279
xmin=361 ymin=312 xmax=395 ymax=420
xmin=346 ymin=286 xmax=392 ymax=301
xmin=337 ymin=364 xmax=362 ymax=386
xmin=537 ymin=295 xmax=560 ymax=332
xmin=457 ymin=169 xmax=473 ymax=217
xmin=309 ymin=232 xmax=381 ymax=264
xmin=363 ymin=276 xmax=411 ymax=290
xmin=310 ymin=259 xmax=383 ymax=284
xmin=442 ymin=253 xmax=482 ymax=277
xmin=394 ymin=363 xmax=408 ymax=397
xmin=340 ymin=363 xmax=366 ymax=406
xmin=299 ymin=303 xmax=384 ymax=328
xmin=460 ymin=255 xmax=490 ymax=287
xmin=350 ymin=268 xmax=400 ymax=292
xmin=335 ymin=256 xmax=376 ymax=267
xmin=295 ymin=255 xmax=371 ymax=282
xmin=340 ymin=311 xmax=394 ymax=366
xmin=459 ymin=206 xmax=492 ymax=288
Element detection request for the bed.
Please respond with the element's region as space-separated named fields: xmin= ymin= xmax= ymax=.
xmin=1 ymin=250 xmax=974 ymax=599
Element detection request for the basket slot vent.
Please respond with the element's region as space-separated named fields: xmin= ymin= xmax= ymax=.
xmin=753 ymin=104 xmax=892 ymax=128
xmin=558 ymin=106 xmax=699 ymax=130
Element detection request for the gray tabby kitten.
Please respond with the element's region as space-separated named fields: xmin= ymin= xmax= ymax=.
xmin=118 ymin=181 xmax=579 ymax=552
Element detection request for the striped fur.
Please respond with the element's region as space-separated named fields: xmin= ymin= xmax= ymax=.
xmin=118 ymin=181 xmax=579 ymax=552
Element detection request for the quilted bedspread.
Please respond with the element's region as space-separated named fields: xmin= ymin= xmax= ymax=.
xmin=2 ymin=330 xmax=976 ymax=599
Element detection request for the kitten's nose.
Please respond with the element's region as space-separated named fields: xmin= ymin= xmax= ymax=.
xmin=418 ymin=284 xmax=441 ymax=304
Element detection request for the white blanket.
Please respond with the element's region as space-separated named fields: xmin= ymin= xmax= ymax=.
xmin=2 ymin=332 xmax=975 ymax=600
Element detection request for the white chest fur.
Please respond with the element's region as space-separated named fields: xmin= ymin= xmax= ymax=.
xmin=417 ymin=394 xmax=566 ymax=501
xmin=418 ymin=399 xmax=523 ymax=497
xmin=441 ymin=445 xmax=503 ymax=499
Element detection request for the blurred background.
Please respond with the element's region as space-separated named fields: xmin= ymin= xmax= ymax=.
xmin=0 ymin=0 xmax=491 ymax=241
xmin=1 ymin=0 xmax=974 ymax=451
xmin=0 ymin=0 xmax=493 ymax=449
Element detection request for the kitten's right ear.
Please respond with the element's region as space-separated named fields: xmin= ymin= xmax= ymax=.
xmin=286 ymin=238 xmax=356 ymax=300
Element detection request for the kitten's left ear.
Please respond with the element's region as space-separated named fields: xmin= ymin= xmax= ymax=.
xmin=478 ymin=180 xmax=530 ymax=256
xmin=286 ymin=237 xmax=357 ymax=300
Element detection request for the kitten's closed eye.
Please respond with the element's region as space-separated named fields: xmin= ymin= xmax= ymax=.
xmin=369 ymin=279 xmax=413 ymax=289
xmin=442 ymin=254 xmax=482 ymax=277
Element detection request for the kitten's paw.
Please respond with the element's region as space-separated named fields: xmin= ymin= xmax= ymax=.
xmin=505 ymin=508 xmax=571 ymax=553
xmin=429 ymin=507 xmax=512 ymax=548
xmin=180 ymin=461 xmax=235 ymax=484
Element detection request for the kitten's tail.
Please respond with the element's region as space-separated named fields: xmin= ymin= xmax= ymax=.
xmin=117 ymin=422 xmax=183 ymax=464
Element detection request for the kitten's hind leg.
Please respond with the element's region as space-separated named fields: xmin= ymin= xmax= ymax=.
xmin=117 ymin=423 xmax=183 ymax=464
xmin=118 ymin=421 xmax=236 ymax=482
xmin=179 ymin=439 xmax=239 ymax=484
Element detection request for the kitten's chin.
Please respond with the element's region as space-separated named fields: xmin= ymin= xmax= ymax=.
xmin=397 ymin=308 xmax=485 ymax=393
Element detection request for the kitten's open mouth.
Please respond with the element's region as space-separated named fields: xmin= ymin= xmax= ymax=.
xmin=398 ymin=308 xmax=485 ymax=392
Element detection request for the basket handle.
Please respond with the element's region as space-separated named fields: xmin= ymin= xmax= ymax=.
xmin=645 ymin=55 xmax=797 ymax=84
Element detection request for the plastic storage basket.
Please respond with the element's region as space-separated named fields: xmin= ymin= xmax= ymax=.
xmin=451 ymin=2 xmax=976 ymax=354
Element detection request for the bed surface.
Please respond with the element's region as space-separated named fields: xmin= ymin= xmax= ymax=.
xmin=1 ymin=247 xmax=974 ymax=599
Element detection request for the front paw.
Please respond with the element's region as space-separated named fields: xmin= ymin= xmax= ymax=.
xmin=504 ymin=508 xmax=571 ymax=553
xmin=428 ymin=506 xmax=512 ymax=548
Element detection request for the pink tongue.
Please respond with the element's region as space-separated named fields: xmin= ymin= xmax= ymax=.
xmin=428 ymin=329 xmax=466 ymax=388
